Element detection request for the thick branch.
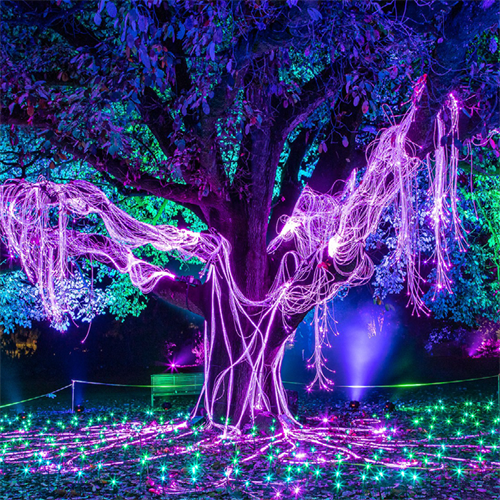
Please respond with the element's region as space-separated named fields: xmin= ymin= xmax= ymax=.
xmin=232 ymin=0 xmax=318 ymax=70
xmin=268 ymin=129 xmax=309 ymax=239
xmin=277 ymin=65 xmax=341 ymax=141
xmin=62 ymin=142 xmax=220 ymax=208
xmin=151 ymin=277 xmax=205 ymax=318
xmin=136 ymin=87 xmax=173 ymax=158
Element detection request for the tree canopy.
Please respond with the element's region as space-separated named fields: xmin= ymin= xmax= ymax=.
xmin=1 ymin=0 xmax=499 ymax=330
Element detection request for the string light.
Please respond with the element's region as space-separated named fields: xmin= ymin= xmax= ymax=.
xmin=0 ymin=85 xmax=464 ymax=431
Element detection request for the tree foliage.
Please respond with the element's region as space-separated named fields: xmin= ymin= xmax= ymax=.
xmin=0 ymin=0 xmax=498 ymax=332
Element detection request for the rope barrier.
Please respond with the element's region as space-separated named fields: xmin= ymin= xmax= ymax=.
xmin=74 ymin=375 xmax=498 ymax=390
xmin=72 ymin=379 xmax=200 ymax=388
xmin=0 ymin=384 xmax=72 ymax=409
xmin=284 ymin=374 xmax=497 ymax=388
xmin=1 ymin=375 xmax=496 ymax=412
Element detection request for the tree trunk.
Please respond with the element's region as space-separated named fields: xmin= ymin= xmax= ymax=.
xmin=198 ymin=269 xmax=295 ymax=431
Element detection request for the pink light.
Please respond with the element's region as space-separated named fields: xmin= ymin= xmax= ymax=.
xmin=0 ymin=78 xmax=466 ymax=430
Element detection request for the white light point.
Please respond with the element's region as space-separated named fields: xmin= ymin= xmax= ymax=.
xmin=328 ymin=234 xmax=340 ymax=258
xmin=281 ymin=219 xmax=299 ymax=236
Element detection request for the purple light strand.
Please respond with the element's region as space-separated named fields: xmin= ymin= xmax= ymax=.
xmin=0 ymin=83 xmax=465 ymax=430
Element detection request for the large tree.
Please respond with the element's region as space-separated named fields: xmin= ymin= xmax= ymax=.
xmin=0 ymin=0 xmax=498 ymax=430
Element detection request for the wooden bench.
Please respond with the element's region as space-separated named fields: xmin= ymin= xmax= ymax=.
xmin=150 ymin=373 xmax=204 ymax=407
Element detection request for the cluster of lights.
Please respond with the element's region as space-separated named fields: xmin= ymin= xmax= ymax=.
xmin=0 ymin=396 xmax=498 ymax=498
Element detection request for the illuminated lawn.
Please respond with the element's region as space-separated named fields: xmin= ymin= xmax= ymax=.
xmin=1 ymin=391 xmax=499 ymax=500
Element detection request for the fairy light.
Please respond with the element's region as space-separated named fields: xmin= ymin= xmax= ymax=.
xmin=427 ymin=93 xmax=465 ymax=300
xmin=0 ymin=81 xmax=465 ymax=431
xmin=8 ymin=391 xmax=497 ymax=498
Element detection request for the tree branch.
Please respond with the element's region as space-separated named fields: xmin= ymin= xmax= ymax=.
xmin=58 ymin=140 xmax=220 ymax=209
xmin=231 ymin=0 xmax=318 ymax=71
xmin=1 ymin=226 xmax=206 ymax=316
xmin=408 ymin=0 xmax=500 ymax=156
xmin=433 ymin=1 xmax=499 ymax=92
xmin=0 ymin=105 xmax=220 ymax=209
xmin=277 ymin=65 xmax=341 ymax=141
xmin=5 ymin=1 xmax=190 ymax=171
xmin=69 ymin=232 xmax=206 ymax=317
xmin=136 ymin=86 xmax=177 ymax=160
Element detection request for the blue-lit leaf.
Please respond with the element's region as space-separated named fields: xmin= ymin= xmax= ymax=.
xmin=139 ymin=47 xmax=151 ymax=70
xmin=178 ymin=22 xmax=186 ymax=40
xmin=307 ymin=8 xmax=322 ymax=21
xmin=106 ymin=1 xmax=117 ymax=18
xmin=138 ymin=15 xmax=148 ymax=33
xmin=208 ymin=42 xmax=216 ymax=61
xmin=489 ymin=37 xmax=497 ymax=54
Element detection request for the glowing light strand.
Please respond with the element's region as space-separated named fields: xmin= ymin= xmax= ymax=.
xmin=0 ymin=85 xmax=464 ymax=430
xmin=1 ymin=397 xmax=498 ymax=498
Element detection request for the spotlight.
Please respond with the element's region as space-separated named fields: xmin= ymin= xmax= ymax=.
xmin=349 ymin=400 xmax=360 ymax=410
xmin=75 ymin=404 xmax=85 ymax=413
xmin=161 ymin=401 xmax=172 ymax=411
xmin=384 ymin=402 xmax=396 ymax=412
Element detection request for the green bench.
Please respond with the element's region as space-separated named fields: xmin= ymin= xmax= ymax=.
xmin=150 ymin=373 xmax=204 ymax=407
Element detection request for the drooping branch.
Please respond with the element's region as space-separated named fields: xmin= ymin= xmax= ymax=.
xmin=0 ymin=227 xmax=206 ymax=316
xmin=0 ymin=179 xmax=219 ymax=319
xmin=71 ymin=232 xmax=206 ymax=317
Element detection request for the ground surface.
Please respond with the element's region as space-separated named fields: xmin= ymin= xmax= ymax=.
xmin=0 ymin=381 xmax=499 ymax=500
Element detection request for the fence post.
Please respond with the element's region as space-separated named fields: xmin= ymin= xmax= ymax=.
xmin=71 ymin=380 xmax=75 ymax=413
